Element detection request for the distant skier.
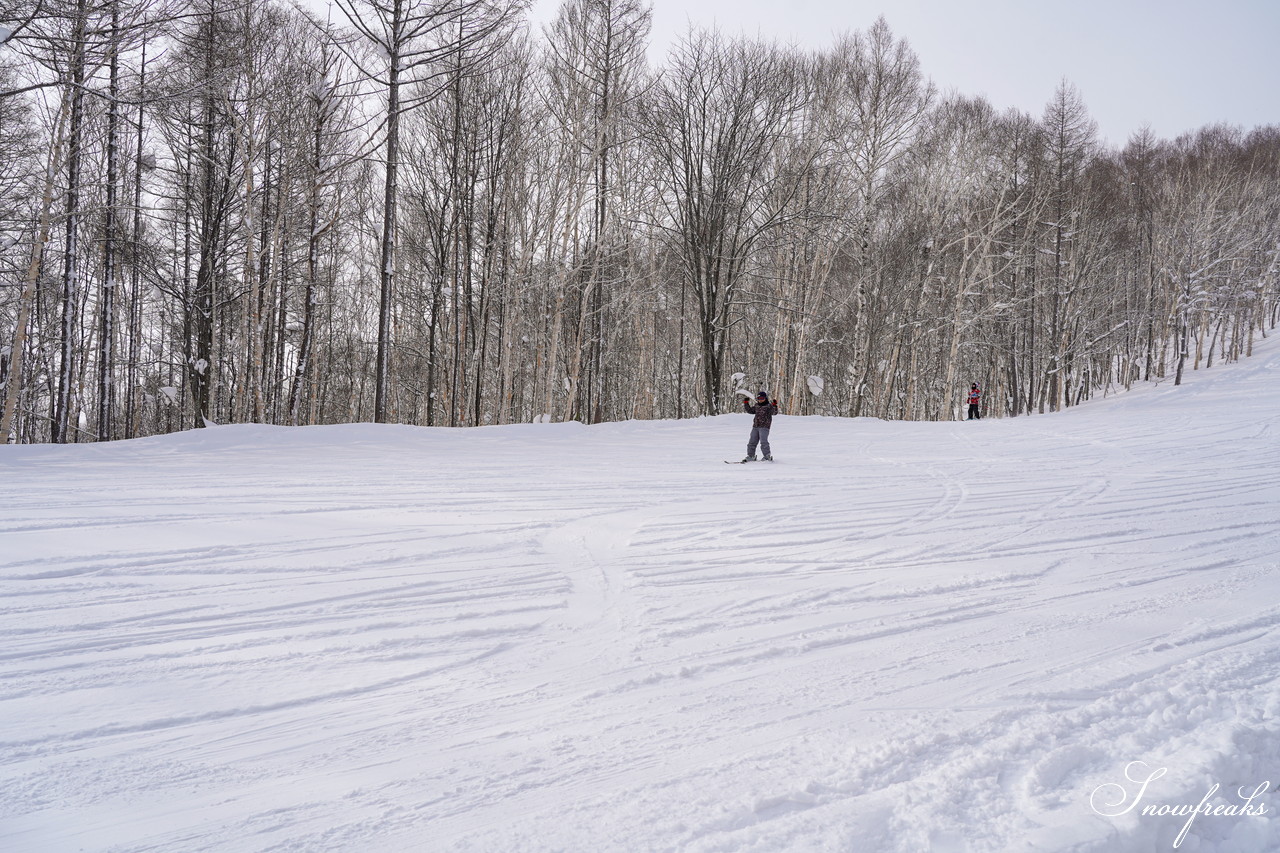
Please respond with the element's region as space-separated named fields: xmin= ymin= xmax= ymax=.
xmin=967 ymin=383 xmax=981 ymax=420
xmin=742 ymin=391 xmax=778 ymax=462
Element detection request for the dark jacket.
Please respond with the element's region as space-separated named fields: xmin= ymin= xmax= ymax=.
xmin=745 ymin=398 xmax=778 ymax=428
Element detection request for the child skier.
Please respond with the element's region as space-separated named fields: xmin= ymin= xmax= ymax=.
xmin=743 ymin=391 xmax=778 ymax=462
xmin=967 ymin=383 xmax=981 ymax=420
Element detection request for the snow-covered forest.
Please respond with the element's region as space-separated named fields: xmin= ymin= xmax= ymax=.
xmin=1 ymin=0 xmax=1278 ymax=443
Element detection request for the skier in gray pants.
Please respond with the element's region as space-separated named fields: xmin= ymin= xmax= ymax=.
xmin=743 ymin=391 xmax=778 ymax=462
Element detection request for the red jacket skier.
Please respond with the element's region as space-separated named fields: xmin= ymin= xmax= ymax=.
xmin=967 ymin=384 xmax=981 ymax=420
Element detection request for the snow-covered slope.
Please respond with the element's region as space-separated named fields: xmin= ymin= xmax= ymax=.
xmin=3 ymin=346 xmax=1279 ymax=853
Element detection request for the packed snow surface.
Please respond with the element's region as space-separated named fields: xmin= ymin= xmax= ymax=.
xmin=3 ymin=349 xmax=1280 ymax=853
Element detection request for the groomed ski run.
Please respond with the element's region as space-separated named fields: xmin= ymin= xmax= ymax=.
xmin=2 ymin=344 xmax=1279 ymax=852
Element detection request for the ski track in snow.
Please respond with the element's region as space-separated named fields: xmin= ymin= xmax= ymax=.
xmin=2 ymin=348 xmax=1279 ymax=853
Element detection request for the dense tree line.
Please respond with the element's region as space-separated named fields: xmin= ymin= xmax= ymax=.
xmin=2 ymin=0 xmax=1277 ymax=442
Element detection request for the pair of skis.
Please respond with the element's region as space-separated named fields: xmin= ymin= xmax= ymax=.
xmin=725 ymin=458 xmax=776 ymax=464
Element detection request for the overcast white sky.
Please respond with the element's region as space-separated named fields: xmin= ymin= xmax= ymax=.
xmin=528 ymin=0 xmax=1280 ymax=148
